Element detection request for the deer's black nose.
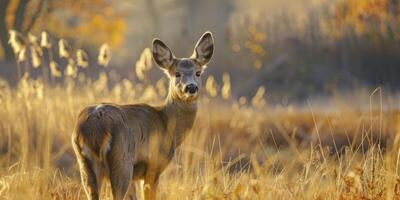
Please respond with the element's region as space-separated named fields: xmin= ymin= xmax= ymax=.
xmin=184 ymin=84 xmax=198 ymax=94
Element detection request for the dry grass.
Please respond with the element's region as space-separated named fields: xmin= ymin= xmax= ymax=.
xmin=2 ymin=30 xmax=400 ymax=199
xmin=0 ymin=74 xmax=400 ymax=200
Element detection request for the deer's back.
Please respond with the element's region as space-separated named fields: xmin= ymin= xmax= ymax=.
xmin=73 ymin=103 xmax=167 ymax=160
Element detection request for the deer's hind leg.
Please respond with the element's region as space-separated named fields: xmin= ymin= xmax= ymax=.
xmin=125 ymin=181 xmax=141 ymax=200
xmin=72 ymin=140 xmax=102 ymax=200
xmin=107 ymin=151 xmax=133 ymax=199
xmin=106 ymin=131 xmax=134 ymax=200
xmin=143 ymin=168 xmax=160 ymax=200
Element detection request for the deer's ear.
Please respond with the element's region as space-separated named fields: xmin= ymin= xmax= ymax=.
xmin=193 ymin=31 xmax=214 ymax=66
xmin=152 ymin=39 xmax=174 ymax=69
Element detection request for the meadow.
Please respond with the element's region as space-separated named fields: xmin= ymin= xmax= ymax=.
xmin=0 ymin=60 xmax=400 ymax=199
xmin=1 ymin=0 xmax=400 ymax=199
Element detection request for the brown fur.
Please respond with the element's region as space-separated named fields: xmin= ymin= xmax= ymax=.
xmin=72 ymin=32 xmax=214 ymax=200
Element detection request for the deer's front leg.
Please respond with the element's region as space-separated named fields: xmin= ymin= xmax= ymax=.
xmin=125 ymin=181 xmax=139 ymax=200
xmin=143 ymin=169 xmax=160 ymax=200
xmin=143 ymin=180 xmax=158 ymax=200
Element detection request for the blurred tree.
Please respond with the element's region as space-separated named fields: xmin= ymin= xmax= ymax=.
xmin=0 ymin=0 xmax=126 ymax=61
xmin=44 ymin=1 xmax=126 ymax=48
xmin=0 ymin=0 xmax=47 ymax=61
xmin=0 ymin=0 xmax=13 ymax=60
xmin=145 ymin=0 xmax=160 ymax=35
xmin=329 ymin=0 xmax=400 ymax=87
xmin=332 ymin=0 xmax=400 ymax=38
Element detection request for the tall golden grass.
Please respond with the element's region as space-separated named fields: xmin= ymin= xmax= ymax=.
xmin=1 ymin=30 xmax=400 ymax=199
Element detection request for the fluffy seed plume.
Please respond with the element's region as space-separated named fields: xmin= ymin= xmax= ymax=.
xmin=156 ymin=77 xmax=167 ymax=97
xmin=28 ymin=33 xmax=38 ymax=45
xmin=239 ymin=96 xmax=247 ymax=106
xmin=251 ymin=86 xmax=266 ymax=108
xmin=40 ymin=31 xmax=51 ymax=48
xmin=28 ymin=33 xmax=43 ymax=68
xmin=58 ymin=39 xmax=70 ymax=58
xmin=31 ymin=46 xmax=42 ymax=68
xmin=65 ymin=59 xmax=77 ymax=77
xmin=135 ymin=48 xmax=152 ymax=80
xmin=206 ymin=75 xmax=218 ymax=98
xmin=50 ymin=61 xmax=62 ymax=77
xmin=76 ymin=49 xmax=89 ymax=68
xmin=98 ymin=43 xmax=111 ymax=67
xmin=17 ymin=47 xmax=26 ymax=62
xmin=221 ymin=73 xmax=231 ymax=99
xmin=8 ymin=30 xmax=24 ymax=55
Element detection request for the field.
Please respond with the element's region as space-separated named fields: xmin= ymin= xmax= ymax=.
xmin=1 ymin=0 xmax=400 ymax=199
xmin=0 ymin=74 xmax=400 ymax=199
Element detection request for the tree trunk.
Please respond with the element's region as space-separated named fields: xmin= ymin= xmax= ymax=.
xmin=24 ymin=0 xmax=47 ymax=32
xmin=0 ymin=0 xmax=13 ymax=61
xmin=14 ymin=0 xmax=28 ymax=32
xmin=146 ymin=0 xmax=160 ymax=36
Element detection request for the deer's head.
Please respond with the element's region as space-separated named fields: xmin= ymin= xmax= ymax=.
xmin=152 ymin=32 xmax=214 ymax=102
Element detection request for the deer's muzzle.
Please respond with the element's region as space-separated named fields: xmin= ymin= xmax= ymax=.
xmin=184 ymin=84 xmax=198 ymax=94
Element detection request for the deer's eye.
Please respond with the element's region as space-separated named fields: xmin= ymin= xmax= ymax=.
xmin=174 ymin=72 xmax=181 ymax=78
xmin=195 ymin=71 xmax=201 ymax=77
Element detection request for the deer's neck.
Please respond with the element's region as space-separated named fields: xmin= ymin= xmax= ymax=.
xmin=162 ymin=91 xmax=197 ymax=146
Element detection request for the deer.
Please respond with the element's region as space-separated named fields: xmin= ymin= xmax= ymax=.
xmin=71 ymin=31 xmax=214 ymax=200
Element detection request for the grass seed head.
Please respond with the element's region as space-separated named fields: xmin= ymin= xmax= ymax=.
xmin=98 ymin=43 xmax=111 ymax=67
xmin=40 ymin=31 xmax=51 ymax=48
xmin=58 ymin=39 xmax=70 ymax=58
xmin=65 ymin=59 xmax=77 ymax=77
xmin=28 ymin=33 xmax=38 ymax=45
xmin=50 ymin=61 xmax=62 ymax=77
xmin=206 ymin=75 xmax=218 ymax=97
xmin=17 ymin=47 xmax=26 ymax=62
xmin=222 ymin=73 xmax=231 ymax=99
xmin=251 ymin=86 xmax=266 ymax=108
xmin=135 ymin=48 xmax=152 ymax=81
xmin=76 ymin=49 xmax=89 ymax=68
xmin=8 ymin=30 xmax=24 ymax=55
xmin=31 ymin=46 xmax=42 ymax=68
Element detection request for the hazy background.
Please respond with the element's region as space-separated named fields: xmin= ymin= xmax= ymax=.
xmin=1 ymin=2 xmax=400 ymax=198
xmin=1 ymin=0 xmax=400 ymax=103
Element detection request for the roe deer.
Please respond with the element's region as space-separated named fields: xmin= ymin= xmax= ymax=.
xmin=72 ymin=31 xmax=214 ymax=200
